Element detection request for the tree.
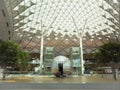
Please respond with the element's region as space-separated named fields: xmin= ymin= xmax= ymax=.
xmin=94 ymin=42 xmax=120 ymax=80
xmin=0 ymin=40 xmax=18 ymax=79
xmin=15 ymin=51 xmax=31 ymax=72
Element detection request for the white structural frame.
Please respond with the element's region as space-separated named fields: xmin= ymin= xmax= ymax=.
xmin=79 ymin=36 xmax=84 ymax=75
xmin=39 ymin=17 xmax=57 ymax=74
xmin=72 ymin=16 xmax=87 ymax=75
xmin=39 ymin=20 xmax=44 ymax=74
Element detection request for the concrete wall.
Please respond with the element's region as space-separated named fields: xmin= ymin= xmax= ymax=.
xmin=0 ymin=0 xmax=13 ymax=41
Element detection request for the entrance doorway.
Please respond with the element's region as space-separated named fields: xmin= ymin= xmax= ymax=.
xmin=58 ymin=63 xmax=63 ymax=76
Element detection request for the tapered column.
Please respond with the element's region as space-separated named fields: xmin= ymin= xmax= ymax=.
xmin=79 ymin=36 xmax=84 ymax=75
xmin=39 ymin=35 xmax=44 ymax=74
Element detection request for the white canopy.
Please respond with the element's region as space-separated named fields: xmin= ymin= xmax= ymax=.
xmin=4 ymin=0 xmax=120 ymax=55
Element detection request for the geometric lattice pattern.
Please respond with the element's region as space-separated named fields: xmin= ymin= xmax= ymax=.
xmin=4 ymin=0 xmax=120 ymax=55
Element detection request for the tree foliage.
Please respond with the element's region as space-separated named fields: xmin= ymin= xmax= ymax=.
xmin=0 ymin=40 xmax=18 ymax=67
xmin=94 ymin=42 xmax=120 ymax=64
xmin=15 ymin=51 xmax=31 ymax=71
xmin=0 ymin=40 xmax=31 ymax=70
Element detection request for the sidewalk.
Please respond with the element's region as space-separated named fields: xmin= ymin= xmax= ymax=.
xmin=0 ymin=74 xmax=120 ymax=83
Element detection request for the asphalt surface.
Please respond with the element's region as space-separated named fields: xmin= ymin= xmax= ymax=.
xmin=0 ymin=83 xmax=120 ymax=90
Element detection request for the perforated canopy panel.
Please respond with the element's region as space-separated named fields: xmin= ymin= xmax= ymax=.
xmin=4 ymin=0 xmax=120 ymax=55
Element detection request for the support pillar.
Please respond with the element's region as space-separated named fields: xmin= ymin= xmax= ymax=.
xmin=79 ymin=36 xmax=84 ymax=75
xmin=39 ymin=35 xmax=44 ymax=74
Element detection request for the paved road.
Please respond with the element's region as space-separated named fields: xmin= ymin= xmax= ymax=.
xmin=0 ymin=83 xmax=120 ymax=90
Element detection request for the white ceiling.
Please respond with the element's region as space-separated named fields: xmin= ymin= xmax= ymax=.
xmin=2 ymin=0 xmax=120 ymax=55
